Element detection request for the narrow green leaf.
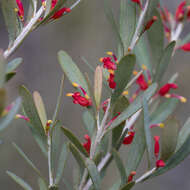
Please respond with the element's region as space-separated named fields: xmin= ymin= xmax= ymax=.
xmin=7 ymin=171 xmax=33 ymax=190
xmin=12 ymin=142 xmax=46 ymax=183
xmin=154 ymin=41 xmax=176 ymax=83
xmin=52 ymin=76 xmax=64 ymax=123
xmin=1 ymin=0 xmax=21 ymax=46
xmin=52 ymin=121 xmax=62 ymax=173
xmin=6 ymin=58 xmax=22 ymax=74
xmin=143 ymin=96 xmax=153 ymax=164
xmin=160 ymin=117 xmax=179 ymax=161
xmin=109 ymin=180 xmax=121 ymax=190
xmin=125 ymin=115 xmax=146 ymax=176
xmin=0 ymin=97 xmax=21 ymax=132
xmin=134 ymin=36 xmax=152 ymax=73
xmin=119 ymin=0 xmax=136 ymax=54
xmin=85 ymin=158 xmax=101 ymax=190
xmin=111 ymin=54 xmax=135 ymax=103
xmin=119 ymin=182 xmax=135 ymax=190
xmin=61 ymin=127 xmax=89 ymax=157
xmin=112 ymin=149 xmax=127 ymax=186
xmin=58 ymin=50 xmax=89 ymax=94
xmin=6 ymin=72 xmax=16 ymax=82
xmin=69 ymin=143 xmax=85 ymax=177
xmin=104 ymin=0 xmax=124 ymax=56
xmin=94 ymin=66 xmax=102 ymax=109
xmin=0 ymin=52 xmax=6 ymax=87
xmin=109 ymin=83 xmax=157 ymax=131
xmin=0 ymin=88 xmax=6 ymax=116
xmin=38 ymin=178 xmax=48 ymax=190
xmin=145 ymin=0 xmax=159 ymax=21
xmin=150 ymin=98 xmax=179 ymax=125
xmin=112 ymin=96 xmax=129 ymax=147
xmin=55 ymin=143 xmax=68 ymax=185
xmin=19 ymin=86 xmax=46 ymax=142
xmin=33 ymin=91 xmax=47 ymax=128
xmin=147 ymin=10 xmax=164 ymax=67
xmin=82 ymin=111 xmax=95 ymax=137
xmin=176 ymin=117 xmax=190 ymax=151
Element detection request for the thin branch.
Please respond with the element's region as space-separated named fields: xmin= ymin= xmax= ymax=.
xmin=128 ymin=0 xmax=150 ymax=51
xmin=3 ymin=6 xmax=44 ymax=59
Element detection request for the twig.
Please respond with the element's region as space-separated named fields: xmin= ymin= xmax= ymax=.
xmin=128 ymin=0 xmax=150 ymax=51
xmin=3 ymin=6 xmax=44 ymax=59
xmin=47 ymin=133 xmax=54 ymax=187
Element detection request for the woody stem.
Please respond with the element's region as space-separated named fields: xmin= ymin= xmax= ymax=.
xmin=3 ymin=6 xmax=44 ymax=59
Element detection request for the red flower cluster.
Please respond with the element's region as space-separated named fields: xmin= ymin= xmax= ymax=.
xmin=136 ymin=74 xmax=149 ymax=91
xmin=15 ymin=0 xmax=24 ymax=21
xmin=100 ymin=52 xmax=118 ymax=89
xmin=83 ymin=134 xmax=91 ymax=154
xmin=67 ymin=83 xmax=92 ymax=107
xmin=41 ymin=0 xmax=71 ymax=20
xmin=142 ymin=16 xmax=158 ymax=34
xmin=175 ymin=1 xmax=190 ymax=22
xmin=127 ymin=171 xmax=136 ymax=183
xmin=154 ymin=136 xmax=165 ymax=168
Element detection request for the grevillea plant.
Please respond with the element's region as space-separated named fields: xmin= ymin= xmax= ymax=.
xmin=1 ymin=0 xmax=190 ymax=190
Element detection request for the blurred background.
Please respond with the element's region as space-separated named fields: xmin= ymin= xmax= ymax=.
xmin=0 ymin=0 xmax=190 ymax=189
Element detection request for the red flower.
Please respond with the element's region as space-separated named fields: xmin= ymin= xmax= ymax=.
xmin=143 ymin=16 xmax=158 ymax=32
xmin=154 ymin=136 xmax=160 ymax=160
xmin=83 ymin=134 xmax=91 ymax=154
xmin=100 ymin=57 xmax=117 ymax=70
xmin=67 ymin=83 xmax=92 ymax=107
xmin=15 ymin=114 xmax=30 ymax=122
xmin=51 ymin=7 xmax=71 ymax=19
xmin=175 ymin=1 xmax=186 ymax=22
xmin=180 ymin=42 xmax=190 ymax=51
xmin=136 ymin=74 xmax=148 ymax=90
xmin=158 ymin=83 xmax=178 ymax=96
xmin=108 ymin=73 xmax=116 ymax=89
xmin=15 ymin=0 xmax=24 ymax=21
xmin=127 ymin=171 xmax=136 ymax=183
xmin=156 ymin=159 xmax=165 ymax=168
xmin=51 ymin=0 xmax=58 ymax=9
xmin=123 ymin=131 xmax=135 ymax=145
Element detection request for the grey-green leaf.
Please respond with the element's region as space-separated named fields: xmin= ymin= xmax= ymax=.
xmin=111 ymin=54 xmax=135 ymax=103
xmin=58 ymin=50 xmax=89 ymax=94
xmin=0 ymin=52 xmax=6 ymax=88
xmin=7 ymin=171 xmax=33 ymax=190
xmin=55 ymin=143 xmax=69 ymax=185
xmin=0 ymin=97 xmax=21 ymax=132
xmin=143 ymin=96 xmax=153 ymax=164
xmin=104 ymin=0 xmax=124 ymax=56
xmin=154 ymin=41 xmax=176 ymax=83
xmin=85 ymin=158 xmax=101 ymax=190
xmin=19 ymin=86 xmax=46 ymax=142
xmin=6 ymin=57 xmax=23 ymax=74
xmin=160 ymin=117 xmax=179 ymax=161
xmin=61 ymin=126 xmax=89 ymax=157
xmin=38 ymin=178 xmax=48 ymax=190
xmin=112 ymin=149 xmax=127 ymax=186
xmin=176 ymin=117 xmax=190 ymax=151
xmin=119 ymin=182 xmax=135 ymax=190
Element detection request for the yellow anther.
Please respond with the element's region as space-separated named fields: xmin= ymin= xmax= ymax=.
xmin=47 ymin=120 xmax=53 ymax=125
xmin=108 ymin=69 xmax=114 ymax=74
xmin=148 ymin=80 xmax=152 ymax=85
xmin=99 ymin=58 xmax=103 ymax=62
xmin=180 ymin=97 xmax=187 ymax=103
xmin=14 ymin=8 xmax=18 ymax=13
xmin=159 ymin=123 xmax=164 ymax=128
xmin=106 ymin=51 xmax=113 ymax=56
xmin=72 ymin=82 xmax=79 ymax=87
xmin=165 ymin=94 xmax=171 ymax=98
xmin=66 ymin=93 xmax=73 ymax=97
xmin=142 ymin=64 xmax=147 ymax=70
xmin=85 ymin=94 xmax=90 ymax=99
xmin=133 ymin=70 xmax=138 ymax=76
xmin=15 ymin=114 xmax=20 ymax=119
xmin=128 ymin=47 xmax=131 ymax=52
xmin=42 ymin=1 xmax=46 ymax=7
xmin=122 ymin=91 xmax=129 ymax=96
